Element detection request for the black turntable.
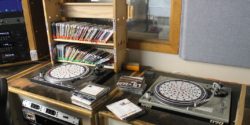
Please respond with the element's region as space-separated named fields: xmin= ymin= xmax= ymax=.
xmin=30 ymin=63 xmax=113 ymax=91
xmin=139 ymin=76 xmax=231 ymax=125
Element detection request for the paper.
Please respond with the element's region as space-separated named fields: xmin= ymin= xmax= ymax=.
xmin=106 ymin=99 xmax=142 ymax=120
xmin=80 ymin=84 xmax=105 ymax=96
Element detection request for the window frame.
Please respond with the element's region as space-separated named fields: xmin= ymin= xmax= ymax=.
xmin=127 ymin=0 xmax=182 ymax=54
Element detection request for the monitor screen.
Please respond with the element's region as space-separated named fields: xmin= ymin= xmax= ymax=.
xmin=0 ymin=0 xmax=22 ymax=14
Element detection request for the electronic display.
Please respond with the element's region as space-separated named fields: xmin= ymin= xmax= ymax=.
xmin=0 ymin=0 xmax=22 ymax=14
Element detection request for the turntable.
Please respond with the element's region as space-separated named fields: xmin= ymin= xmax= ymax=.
xmin=139 ymin=76 xmax=231 ymax=125
xmin=30 ymin=63 xmax=113 ymax=91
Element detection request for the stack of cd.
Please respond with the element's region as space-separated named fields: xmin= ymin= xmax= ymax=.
xmin=51 ymin=21 xmax=113 ymax=43
xmin=56 ymin=43 xmax=114 ymax=65
xmin=116 ymin=76 xmax=147 ymax=95
xmin=71 ymin=84 xmax=110 ymax=110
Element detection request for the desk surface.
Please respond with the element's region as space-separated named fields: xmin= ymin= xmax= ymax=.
xmin=0 ymin=62 xmax=38 ymax=79
xmin=3 ymin=63 xmax=245 ymax=125
xmin=99 ymin=71 xmax=243 ymax=125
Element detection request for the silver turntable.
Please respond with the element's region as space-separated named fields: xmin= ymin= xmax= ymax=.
xmin=30 ymin=63 xmax=114 ymax=91
xmin=139 ymin=76 xmax=231 ymax=125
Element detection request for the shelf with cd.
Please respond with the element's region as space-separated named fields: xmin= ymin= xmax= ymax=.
xmin=57 ymin=60 xmax=114 ymax=69
xmin=55 ymin=43 xmax=114 ymax=69
xmin=53 ymin=39 xmax=114 ymax=47
xmin=42 ymin=0 xmax=127 ymax=72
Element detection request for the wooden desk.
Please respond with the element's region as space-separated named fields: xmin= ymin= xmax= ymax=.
xmin=0 ymin=61 xmax=51 ymax=125
xmin=0 ymin=62 xmax=38 ymax=79
xmin=98 ymin=71 xmax=245 ymax=125
xmin=1 ymin=63 xmax=247 ymax=125
xmin=243 ymin=86 xmax=250 ymax=125
xmin=7 ymin=62 xmax=131 ymax=125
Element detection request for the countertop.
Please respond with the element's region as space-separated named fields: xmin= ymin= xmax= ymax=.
xmin=4 ymin=64 xmax=244 ymax=125
xmin=0 ymin=62 xmax=38 ymax=78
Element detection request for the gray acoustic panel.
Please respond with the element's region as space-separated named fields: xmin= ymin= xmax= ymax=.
xmin=179 ymin=0 xmax=250 ymax=68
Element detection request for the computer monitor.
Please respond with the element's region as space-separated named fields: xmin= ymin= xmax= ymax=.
xmin=0 ymin=0 xmax=22 ymax=17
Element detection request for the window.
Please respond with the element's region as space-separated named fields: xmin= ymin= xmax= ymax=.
xmin=127 ymin=0 xmax=182 ymax=54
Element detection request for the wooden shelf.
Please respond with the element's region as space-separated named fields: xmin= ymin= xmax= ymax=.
xmin=54 ymin=39 xmax=114 ymax=47
xmin=62 ymin=2 xmax=114 ymax=19
xmin=63 ymin=3 xmax=113 ymax=6
xmin=43 ymin=0 xmax=127 ymax=72
xmin=57 ymin=60 xmax=114 ymax=69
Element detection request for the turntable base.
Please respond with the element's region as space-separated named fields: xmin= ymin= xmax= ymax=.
xmin=30 ymin=63 xmax=113 ymax=91
xmin=139 ymin=76 xmax=231 ymax=124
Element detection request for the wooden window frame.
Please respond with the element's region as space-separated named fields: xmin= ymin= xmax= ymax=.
xmin=127 ymin=0 xmax=182 ymax=54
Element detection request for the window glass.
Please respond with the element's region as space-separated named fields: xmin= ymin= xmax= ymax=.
xmin=128 ymin=0 xmax=171 ymax=42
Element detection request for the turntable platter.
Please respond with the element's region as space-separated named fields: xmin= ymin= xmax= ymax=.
xmin=154 ymin=80 xmax=207 ymax=107
xmin=44 ymin=64 xmax=90 ymax=83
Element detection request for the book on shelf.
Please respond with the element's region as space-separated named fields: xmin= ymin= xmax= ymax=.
xmin=106 ymin=98 xmax=145 ymax=120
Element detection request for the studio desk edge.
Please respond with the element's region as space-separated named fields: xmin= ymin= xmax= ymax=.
xmin=235 ymin=84 xmax=247 ymax=125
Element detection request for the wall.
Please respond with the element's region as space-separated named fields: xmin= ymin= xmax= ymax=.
xmin=128 ymin=49 xmax=250 ymax=85
xmin=96 ymin=0 xmax=250 ymax=84
xmin=179 ymin=0 xmax=250 ymax=69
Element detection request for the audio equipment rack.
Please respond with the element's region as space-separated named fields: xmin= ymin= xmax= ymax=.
xmin=0 ymin=0 xmax=49 ymax=67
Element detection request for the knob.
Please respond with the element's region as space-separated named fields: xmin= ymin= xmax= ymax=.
xmin=39 ymin=73 xmax=43 ymax=77
xmin=145 ymin=91 xmax=152 ymax=100
xmin=94 ymin=64 xmax=104 ymax=75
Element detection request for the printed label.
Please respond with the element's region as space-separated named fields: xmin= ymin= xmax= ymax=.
xmin=30 ymin=50 xmax=38 ymax=61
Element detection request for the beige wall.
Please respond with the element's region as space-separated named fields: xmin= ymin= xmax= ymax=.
xmin=128 ymin=49 xmax=250 ymax=85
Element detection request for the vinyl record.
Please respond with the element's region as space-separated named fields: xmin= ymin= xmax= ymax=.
xmin=44 ymin=64 xmax=90 ymax=83
xmin=154 ymin=80 xmax=208 ymax=107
